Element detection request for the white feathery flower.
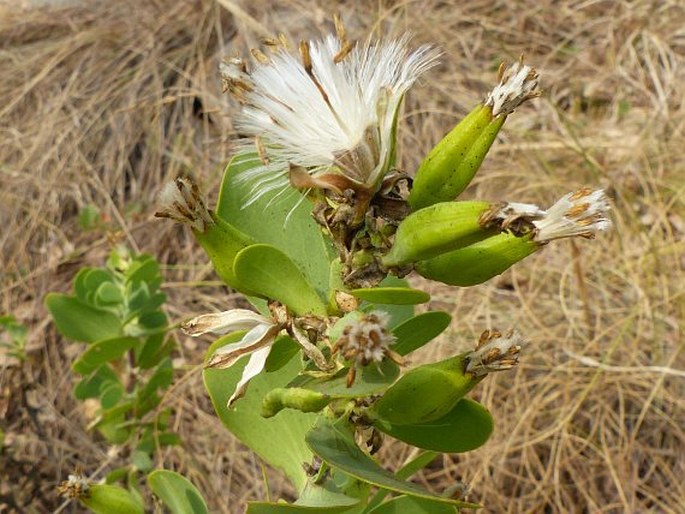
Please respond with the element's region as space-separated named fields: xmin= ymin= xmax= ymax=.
xmin=183 ymin=309 xmax=281 ymax=407
xmin=533 ymin=188 xmax=612 ymax=242
xmin=222 ymin=26 xmax=440 ymax=203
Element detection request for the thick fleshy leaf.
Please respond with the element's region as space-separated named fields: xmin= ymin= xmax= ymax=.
xmin=233 ymin=244 xmax=327 ymax=316
xmin=72 ymin=337 xmax=138 ymax=375
xmin=74 ymin=365 xmax=119 ymax=400
xmin=264 ymin=336 xmax=300 ymax=372
xmin=306 ymin=420 xmax=478 ymax=509
xmin=217 ymin=152 xmax=334 ymax=300
xmin=45 ymin=293 xmax=122 ymax=343
xmin=136 ymin=333 xmax=175 ymax=369
xmin=291 ymin=359 xmax=400 ymax=399
xmin=365 ymin=452 xmax=439 ymax=511
xmin=95 ymin=281 xmax=124 ymax=305
xmin=350 ymin=287 xmax=429 ymax=305
xmin=366 ymin=277 xmax=415 ymax=328
xmin=147 ymin=470 xmax=208 ymax=514
xmin=375 ymin=398 xmax=493 ymax=453
xmin=247 ymin=482 xmax=361 ymax=513
xmin=392 ymin=312 xmax=452 ymax=356
xmin=368 ymin=496 xmax=457 ymax=514
xmin=247 ymin=502 xmax=358 ymax=514
xmin=74 ymin=268 xmax=113 ymax=305
xmin=203 ymin=332 xmax=316 ymax=491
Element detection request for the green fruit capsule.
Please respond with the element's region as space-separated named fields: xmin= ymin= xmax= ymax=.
xmin=408 ymin=61 xmax=540 ymax=211
xmin=368 ymin=353 xmax=482 ymax=426
xmin=416 ymin=231 xmax=538 ymax=286
xmin=81 ymin=484 xmax=145 ymax=514
xmin=261 ymin=387 xmax=332 ymax=418
xmin=381 ymin=201 xmax=498 ymax=267
xmin=155 ymin=178 xmax=254 ymax=289
xmin=409 ymin=104 xmax=503 ymax=211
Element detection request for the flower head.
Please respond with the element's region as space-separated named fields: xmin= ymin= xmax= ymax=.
xmin=183 ymin=309 xmax=281 ymax=407
xmin=533 ymin=188 xmax=612 ymax=242
xmin=485 ymin=58 xmax=541 ymax=117
xmin=480 ymin=188 xmax=612 ymax=241
xmin=222 ymin=19 xmax=440 ymax=203
xmin=333 ymin=311 xmax=401 ymax=386
xmin=155 ymin=177 xmax=212 ymax=233
xmin=465 ymin=329 xmax=525 ymax=377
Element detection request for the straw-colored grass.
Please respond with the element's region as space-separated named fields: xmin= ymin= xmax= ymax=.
xmin=1 ymin=0 xmax=683 ymax=512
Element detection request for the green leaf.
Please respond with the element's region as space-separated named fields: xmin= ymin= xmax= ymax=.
xmin=368 ymin=496 xmax=458 ymax=514
xmin=72 ymin=337 xmax=138 ymax=375
xmin=365 ymin=277 xmax=415 ymax=328
xmin=392 ymin=312 xmax=452 ymax=356
xmin=45 ymin=293 xmax=122 ymax=343
xmin=292 ymin=359 xmax=399 ymax=399
xmin=82 ymin=269 xmax=115 ymax=305
xmin=136 ymin=333 xmax=174 ymax=369
xmin=127 ymin=256 xmax=162 ymax=290
xmin=350 ymin=287 xmax=430 ymax=305
xmin=305 ymin=420 xmax=478 ymax=508
xmin=137 ymin=311 xmax=167 ymax=330
xmin=247 ymin=501 xmax=359 ymax=514
xmin=74 ymin=365 xmax=118 ymax=400
xmin=74 ymin=267 xmax=95 ymax=303
xmin=375 ymin=398 xmax=493 ymax=453
xmin=247 ymin=482 xmax=362 ymax=513
xmin=203 ymin=332 xmax=316 ymax=491
xmin=78 ymin=204 xmax=101 ymax=230
xmin=264 ymin=335 xmax=300 ymax=373
xmin=217 ymin=152 xmax=334 ymax=300
xmin=99 ymin=380 xmax=125 ymax=409
xmin=96 ymin=282 xmax=124 ymax=305
xmin=365 ymin=452 xmax=439 ymax=511
xmin=233 ymin=244 xmax=327 ymax=316
xmin=135 ymin=357 xmax=173 ymax=416
xmin=131 ymin=450 xmax=153 ymax=472
xmin=147 ymin=470 xmax=208 ymax=514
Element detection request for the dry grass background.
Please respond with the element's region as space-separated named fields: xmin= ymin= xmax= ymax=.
xmin=1 ymin=0 xmax=683 ymax=512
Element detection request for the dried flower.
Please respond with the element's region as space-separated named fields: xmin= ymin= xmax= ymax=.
xmin=155 ymin=177 xmax=212 ymax=232
xmin=465 ymin=329 xmax=525 ymax=377
xmin=57 ymin=473 xmax=90 ymax=499
xmin=481 ymin=188 xmax=612 ymax=240
xmin=533 ymin=188 xmax=612 ymax=242
xmin=183 ymin=309 xmax=281 ymax=407
xmin=485 ymin=58 xmax=541 ymax=117
xmin=333 ymin=311 xmax=401 ymax=386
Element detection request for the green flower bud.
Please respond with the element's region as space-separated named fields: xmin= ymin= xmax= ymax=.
xmin=408 ymin=60 xmax=540 ymax=211
xmin=58 ymin=476 xmax=144 ymax=514
xmin=155 ymin=178 xmax=254 ymax=289
xmin=261 ymin=387 xmax=332 ymax=418
xmin=81 ymin=485 xmax=145 ymax=514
